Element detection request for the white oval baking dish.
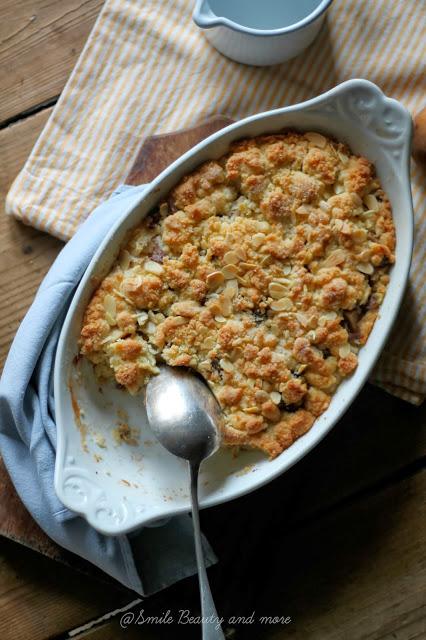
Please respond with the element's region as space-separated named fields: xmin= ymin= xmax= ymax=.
xmin=54 ymin=80 xmax=413 ymax=536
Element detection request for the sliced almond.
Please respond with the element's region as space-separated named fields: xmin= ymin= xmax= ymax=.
xmin=219 ymin=297 xmax=232 ymax=317
xmin=274 ymin=277 xmax=290 ymax=285
xmin=257 ymin=221 xmax=270 ymax=233
xmin=323 ymin=249 xmax=346 ymax=267
xmin=305 ymin=131 xmax=327 ymax=148
xmin=136 ymin=311 xmax=148 ymax=326
xmin=252 ymin=233 xmax=265 ymax=249
xmin=319 ymin=200 xmax=330 ymax=212
xmin=202 ymin=336 xmax=216 ymax=350
xmin=206 ymin=271 xmax=225 ymax=289
xmin=352 ymin=228 xmax=368 ymax=244
xmin=244 ymin=406 xmax=260 ymax=414
xmin=119 ymin=250 xmax=131 ymax=271
xmin=364 ymin=194 xmax=379 ymax=211
xmin=240 ymin=262 xmax=257 ymax=270
xmin=269 ymin=282 xmax=288 ymax=299
xmin=339 ymin=343 xmax=351 ymax=358
xmin=222 ymin=264 xmax=239 ymax=279
xmin=318 ymin=311 xmax=337 ymax=326
xmin=223 ymin=250 xmax=239 ymax=265
xmin=220 ymin=358 xmax=234 ymax=372
xmin=223 ymin=279 xmax=238 ymax=299
xmin=270 ymin=297 xmax=293 ymax=312
xmin=144 ymin=260 xmax=164 ymax=275
xmin=296 ymin=312 xmax=308 ymax=327
xmin=100 ymin=329 xmax=123 ymax=345
xmin=214 ymin=315 xmax=227 ymax=323
xmin=235 ymin=247 xmax=247 ymax=261
xmin=357 ymin=262 xmax=374 ymax=275
xmin=334 ymin=183 xmax=345 ymax=194
xmin=103 ymin=295 xmax=117 ymax=324
xmin=270 ymin=391 xmax=281 ymax=405
xmin=296 ymin=205 xmax=310 ymax=215
xmin=145 ymin=321 xmax=157 ymax=335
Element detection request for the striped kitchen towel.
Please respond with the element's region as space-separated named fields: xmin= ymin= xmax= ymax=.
xmin=6 ymin=0 xmax=426 ymax=403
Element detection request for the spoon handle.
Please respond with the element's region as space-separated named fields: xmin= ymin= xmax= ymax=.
xmin=189 ymin=462 xmax=225 ymax=640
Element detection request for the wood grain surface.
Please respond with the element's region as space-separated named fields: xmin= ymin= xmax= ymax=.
xmin=0 ymin=0 xmax=103 ymax=124
xmin=0 ymin=2 xmax=425 ymax=637
xmin=126 ymin=116 xmax=234 ymax=185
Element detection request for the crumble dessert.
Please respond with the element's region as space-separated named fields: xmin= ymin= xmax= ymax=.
xmin=80 ymin=131 xmax=395 ymax=458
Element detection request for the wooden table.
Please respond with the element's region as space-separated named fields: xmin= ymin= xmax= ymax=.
xmin=0 ymin=2 xmax=425 ymax=638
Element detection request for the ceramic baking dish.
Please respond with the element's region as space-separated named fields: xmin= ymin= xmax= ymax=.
xmin=54 ymin=79 xmax=413 ymax=535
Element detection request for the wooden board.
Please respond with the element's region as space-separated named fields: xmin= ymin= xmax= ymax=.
xmin=68 ymin=471 xmax=426 ymax=640
xmin=0 ymin=0 xmax=103 ymax=125
xmin=0 ymin=114 xmax=425 ymax=590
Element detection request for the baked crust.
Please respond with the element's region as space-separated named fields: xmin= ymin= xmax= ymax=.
xmin=80 ymin=131 xmax=395 ymax=458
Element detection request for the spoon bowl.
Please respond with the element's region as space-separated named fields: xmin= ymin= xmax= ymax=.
xmin=145 ymin=365 xmax=223 ymax=462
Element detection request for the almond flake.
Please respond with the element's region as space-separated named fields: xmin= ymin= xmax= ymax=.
xmin=305 ymin=132 xmax=327 ymax=148
xmin=203 ymin=336 xmax=216 ymax=350
xmin=270 ymin=391 xmax=281 ymax=405
xmin=269 ymin=282 xmax=288 ymax=299
xmin=223 ymin=279 xmax=238 ymax=299
xmin=119 ymin=250 xmax=131 ymax=271
xmin=270 ymin=297 xmax=293 ymax=312
xmin=136 ymin=311 xmax=148 ymax=326
xmin=235 ymin=247 xmax=247 ymax=261
xmin=214 ymin=315 xmax=227 ymax=323
xmin=206 ymin=271 xmax=225 ymax=289
xmin=252 ymin=233 xmax=265 ymax=249
xmin=103 ymin=295 xmax=117 ymax=324
xmin=339 ymin=344 xmax=351 ymax=358
xmin=244 ymin=406 xmax=260 ymax=414
xmin=323 ymin=249 xmax=346 ymax=267
xmin=223 ymin=251 xmax=239 ymax=265
xmin=257 ymin=221 xmax=270 ymax=233
xmin=220 ymin=298 xmax=232 ymax=316
xmin=220 ymin=358 xmax=234 ymax=372
xmin=357 ymin=262 xmax=374 ymax=275
xmin=144 ymin=260 xmax=164 ymax=275
xmin=364 ymin=194 xmax=379 ymax=211
xmin=222 ymin=264 xmax=239 ymax=279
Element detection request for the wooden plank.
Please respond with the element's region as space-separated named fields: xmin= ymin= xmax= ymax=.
xmin=69 ymin=471 xmax=426 ymax=640
xmin=264 ymin=472 xmax=426 ymax=639
xmin=126 ymin=116 xmax=234 ymax=185
xmin=71 ymin=618 xmax=157 ymax=640
xmin=0 ymin=0 xmax=103 ymax=124
xmin=0 ymin=107 xmax=63 ymax=368
xmin=0 ymin=537 xmax=132 ymax=640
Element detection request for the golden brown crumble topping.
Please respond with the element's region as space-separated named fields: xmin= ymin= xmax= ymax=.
xmin=80 ymin=131 xmax=395 ymax=458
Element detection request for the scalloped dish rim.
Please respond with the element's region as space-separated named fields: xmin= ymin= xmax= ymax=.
xmin=54 ymin=79 xmax=413 ymax=536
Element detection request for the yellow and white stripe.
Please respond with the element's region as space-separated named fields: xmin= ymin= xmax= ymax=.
xmin=5 ymin=0 xmax=426 ymax=402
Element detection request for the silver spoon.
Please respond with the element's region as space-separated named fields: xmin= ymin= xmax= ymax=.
xmin=145 ymin=366 xmax=225 ymax=640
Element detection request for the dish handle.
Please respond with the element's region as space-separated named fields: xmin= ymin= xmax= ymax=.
xmin=303 ymin=79 xmax=413 ymax=173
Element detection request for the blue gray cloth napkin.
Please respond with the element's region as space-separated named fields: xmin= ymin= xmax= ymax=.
xmin=0 ymin=185 xmax=216 ymax=595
